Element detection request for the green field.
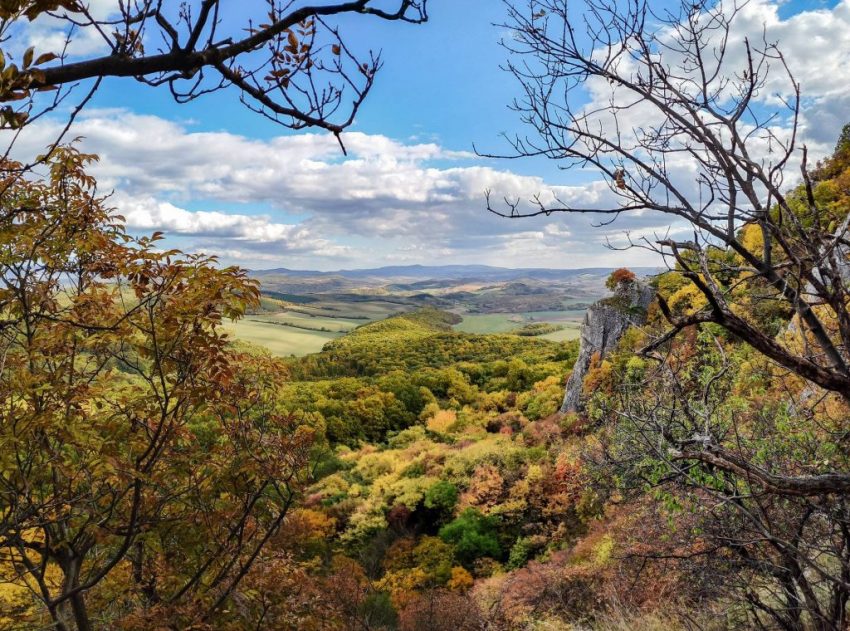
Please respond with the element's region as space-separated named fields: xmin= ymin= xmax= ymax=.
xmin=305 ymin=299 xmax=408 ymax=318
xmin=224 ymin=319 xmax=343 ymax=356
xmin=453 ymin=310 xmax=585 ymax=337
xmin=519 ymin=309 xmax=588 ymax=322
xmin=539 ymin=325 xmax=582 ymax=342
xmin=453 ymin=313 xmax=527 ymax=334
xmin=250 ymin=311 xmax=363 ymax=333
xmin=230 ymin=291 xmax=588 ymax=357
xmin=227 ymin=298 xmax=408 ymax=357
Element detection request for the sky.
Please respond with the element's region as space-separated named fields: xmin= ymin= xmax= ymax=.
xmin=10 ymin=0 xmax=850 ymax=270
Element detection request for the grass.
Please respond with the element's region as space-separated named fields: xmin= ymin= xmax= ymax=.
xmin=224 ymin=319 xmax=342 ymax=357
xmin=277 ymin=298 xmax=405 ymax=321
xmin=316 ymin=299 xmax=408 ymax=318
xmin=520 ymin=309 xmax=588 ymax=321
xmin=453 ymin=313 xmax=527 ymax=334
xmin=226 ymin=297 xmax=407 ymax=357
xmin=250 ymin=311 xmax=363 ymax=333
xmin=540 ymin=325 xmax=581 ymax=342
xmin=229 ymin=290 xmax=589 ymax=357
xmin=454 ymin=310 xmax=586 ymax=336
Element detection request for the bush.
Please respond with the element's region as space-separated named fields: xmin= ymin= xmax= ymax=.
xmin=439 ymin=509 xmax=501 ymax=565
xmin=359 ymin=591 xmax=398 ymax=627
xmin=424 ymin=480 xmax=459 ymax=514
xmin=507 ymin=537 xmax=534 ymax=569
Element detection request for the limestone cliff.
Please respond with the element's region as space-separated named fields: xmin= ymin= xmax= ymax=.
xmin=560 ymin=281 xmax=655 ymax=414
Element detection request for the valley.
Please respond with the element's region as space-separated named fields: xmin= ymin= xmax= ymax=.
xmin=228 ymin=265 xmax=652 ymax=356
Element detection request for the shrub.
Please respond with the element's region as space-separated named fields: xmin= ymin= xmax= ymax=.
xmin=424 ymin=480 xmax=459 ymax=514
xmin=398 ymin=589 xmax=481 ymax=631
xmin=439 ymin=509 xmax=501 ymax=565
xmin=507 ymin=536 xmax=535 ymax=569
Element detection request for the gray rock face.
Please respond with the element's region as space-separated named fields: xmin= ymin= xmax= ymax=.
xmin=560 ymin=282 xmax=655 ymax=414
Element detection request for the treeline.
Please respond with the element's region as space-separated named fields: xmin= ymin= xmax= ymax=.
xmin=508 ymin=322 xmax=565 ymax=336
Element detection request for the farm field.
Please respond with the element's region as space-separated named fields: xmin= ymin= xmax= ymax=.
xmin=279 ymin=298 xmax=408 ymax=319
xmin=250 ymin=311 xmax=362 ymax=333
xmin=518 ymin=309 xmax=588 ymax=322
xmin=452 ymin=313 xmax=526 ymax=334
xmin=230 ymin=307 xmax=584 ymax=356
xmin=539 ymin=325 xmax=582 ymax=342
xmin=228 ymin=275 xmax=600 ymax=356
xmin=224 ymin=319 xmax=343 ymax=356
xmin=229 ymin=298 xmax=410 ymax=356
xmin=453 ymin=310 xmax=586 ymax=336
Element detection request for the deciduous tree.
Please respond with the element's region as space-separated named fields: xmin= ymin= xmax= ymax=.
xmin=0 ymin=147 xmax=314 ymax=630
xmin=495 ymin=0 xmax=850 ymax=626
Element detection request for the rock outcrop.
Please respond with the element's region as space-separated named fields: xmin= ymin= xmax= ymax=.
xmin=560 ymin=281 xmax=655 ymax=414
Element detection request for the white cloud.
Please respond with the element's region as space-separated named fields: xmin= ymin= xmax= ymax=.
xmin=9 ymin=0 xmax=850 ymax=270
xmin=17 ymin=109 xmax=633 ymax=267
xmin=11 ymin=0 xmax=117 ymax=59
xmin=116 ymin=195 xmax=351 ymax=259
xmin=505 ymin=0 xmax=850 ymax=261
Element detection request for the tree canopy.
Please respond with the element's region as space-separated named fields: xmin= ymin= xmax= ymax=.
xmin=0 ymin=147 xmax=314 ymax=629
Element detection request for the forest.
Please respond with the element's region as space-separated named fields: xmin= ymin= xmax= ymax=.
xmin=2 ymin=0 xmax=850 ymax=630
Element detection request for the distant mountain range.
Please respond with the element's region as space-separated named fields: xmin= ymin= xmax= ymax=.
xmin=250 ymin=264 xmax=662 ymax=282
xmin=248 ymin=264 xmax=664 ymax=314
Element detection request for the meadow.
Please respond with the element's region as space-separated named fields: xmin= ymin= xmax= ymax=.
xmin=224 ymin=319 xmax=343 ymax=356
xmin=229 ymin=298 xmax=410 ymax=356
xmin=452 ymin=310 xmax=584 ymax=340
xmin=229 ymin=302 xmax=585 ymax=356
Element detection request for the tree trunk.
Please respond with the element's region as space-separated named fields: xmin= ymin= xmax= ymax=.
xmin=60 ymin=556 xmax=92 ymax=631
xmin=70 ymin=592 xmax=92 ymax=631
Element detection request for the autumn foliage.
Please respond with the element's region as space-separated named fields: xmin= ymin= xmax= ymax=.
xmin=0 ymin=148 xmax=314 ymax=630
xmin=605 ymin=267 xmax=637 ymax=291
xmin=6 ymin=128 xmax=850 ymax=630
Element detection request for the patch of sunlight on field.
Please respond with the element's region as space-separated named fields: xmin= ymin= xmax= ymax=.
xmin=316 ymin=300 xmax=408 ymax=318
xmin=224 ymin=319 xmax=342 ymax=357
xmin=453 ymin=313 xmax=526 ymax=333
xmin=282 ymin=299 xmax=405 ymax=321
xmin=520 ymin=309 xmax=587 ymax=322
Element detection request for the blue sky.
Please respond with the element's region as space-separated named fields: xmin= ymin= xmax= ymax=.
xmin=92 ymin=4 xmax=512 ymax=143
xmin=86 ymin=1 xmax=551 ymax=177
xmin=14 ymin=0 xmax=850 ymax=270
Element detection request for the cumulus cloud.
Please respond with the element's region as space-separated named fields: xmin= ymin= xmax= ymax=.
xmin=670 ymin=0 xmax=850 ymax=149
xmin=559 ymin=0 xmax=849 ymax=172
xmin=18 ymin=109 xmax=637 ymax=267
xmin=116 ymin=195 xmax=351 ymax=260
xmin=9 ymin=0 xmax=117 ymax=59
xmin=10 ymin=0 xmax=850 ymax=270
